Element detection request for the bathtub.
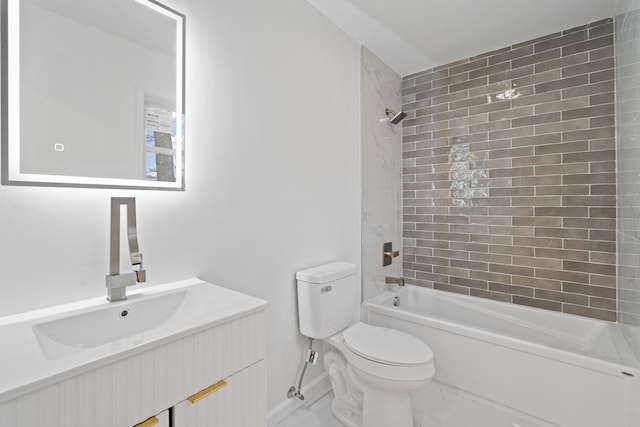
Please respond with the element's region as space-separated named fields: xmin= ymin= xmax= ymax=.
xmin=362 ymin=285 xmax=640 ymax=427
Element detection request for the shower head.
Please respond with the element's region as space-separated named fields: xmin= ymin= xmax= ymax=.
xmin=385 ymin=108 xmax=407 ymax=125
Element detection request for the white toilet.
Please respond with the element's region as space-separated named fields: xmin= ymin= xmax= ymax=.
xmin=296 ymin=262 xmax=434 ymax=427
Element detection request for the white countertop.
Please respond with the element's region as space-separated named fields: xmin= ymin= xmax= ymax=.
xmin=0 ymin=278 xmax=269 ymax=403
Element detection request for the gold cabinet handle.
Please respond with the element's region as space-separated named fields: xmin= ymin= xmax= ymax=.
xmin=187 ymin=379 xmax=227 ymax=403
xmin=133 ymin=416 xmax=158 ymax=427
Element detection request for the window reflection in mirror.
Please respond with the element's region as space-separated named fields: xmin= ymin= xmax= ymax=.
xmin=1 ymin=0 xmax=185 ymax=189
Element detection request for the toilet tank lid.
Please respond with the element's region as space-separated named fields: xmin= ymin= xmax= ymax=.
xmin=296 ymin=262 xmax=357 ymax=284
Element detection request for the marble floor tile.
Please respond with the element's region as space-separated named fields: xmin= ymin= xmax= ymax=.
xmin=278 ymin=383 xmax=545 ymax=427
xmin=276 ymin=391 xmax=345 ymax=427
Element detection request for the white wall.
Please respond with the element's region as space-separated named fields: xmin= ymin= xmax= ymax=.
xmin=0 ymin=0 xmax=360 ymax=416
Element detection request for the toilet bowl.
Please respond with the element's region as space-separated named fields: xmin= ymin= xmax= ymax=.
xmin=296 ymin=262 xmax=435 ymax=427
xmin=326 ymin=322 xmax=434 ymax=427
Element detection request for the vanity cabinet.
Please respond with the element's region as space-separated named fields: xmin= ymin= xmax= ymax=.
xmin=0 ymin=310 xmax=266 ymax=427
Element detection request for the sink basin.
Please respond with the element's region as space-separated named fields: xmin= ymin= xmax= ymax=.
xmin=0 ymin=278 xmax=269 ymax=403
xmin=33 ymin=290 xmax=187 ymax=359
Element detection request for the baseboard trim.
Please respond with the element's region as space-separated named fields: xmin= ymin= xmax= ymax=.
xmin=267 ymin=373 xmax=331 ymax=427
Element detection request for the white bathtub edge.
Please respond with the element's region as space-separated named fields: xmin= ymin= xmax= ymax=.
xmin=362 ymin=285 xmax=640 ymax=427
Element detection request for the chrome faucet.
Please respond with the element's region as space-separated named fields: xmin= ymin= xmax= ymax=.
xmin=385 ymin=276 xmax=405 ymax=287
xmin=105 ymin=197 xmax=146 ymax=301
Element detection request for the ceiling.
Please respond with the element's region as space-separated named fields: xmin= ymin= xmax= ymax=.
xmin=307 ymin=0 xmax=619 ymax=76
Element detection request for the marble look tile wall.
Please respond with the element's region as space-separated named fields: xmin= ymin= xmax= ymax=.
xmin=401 ymin=19 xmax=616 ymax=321
xmin=361 ymin=47 xmax=403 ymax=301
xmin=616 ymin=3 xmax=640 ymax=328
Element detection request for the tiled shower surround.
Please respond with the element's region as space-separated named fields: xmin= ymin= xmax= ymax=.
xmin=401 ymin=18 xmax=616 ymax=321
xmin=616 ymin=6 xmax=640 ymax=327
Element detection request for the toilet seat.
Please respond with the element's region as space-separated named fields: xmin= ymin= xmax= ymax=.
xmin=329 ymin=322 xmax=435 ymax=383
xmin=343 ymin=322 xmax=433 ymax=366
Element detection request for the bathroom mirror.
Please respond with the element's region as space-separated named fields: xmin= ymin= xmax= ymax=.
xmin=1 ymin=0 xmax=185 ymax=189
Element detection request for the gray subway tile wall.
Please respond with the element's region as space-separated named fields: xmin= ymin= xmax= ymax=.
xmin=401 ymin=18 xmax=616 ymax=321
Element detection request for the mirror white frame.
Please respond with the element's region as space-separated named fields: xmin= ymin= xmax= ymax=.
xmin=1 ymin=0 xmax=186 ymax=190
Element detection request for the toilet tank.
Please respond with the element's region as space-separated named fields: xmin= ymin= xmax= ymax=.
xmin=296 ymin=262 xmax=359 ymax=339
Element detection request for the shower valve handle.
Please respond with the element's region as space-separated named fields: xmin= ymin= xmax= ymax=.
xmin=383 ymin=242 xmax=400 ymax=266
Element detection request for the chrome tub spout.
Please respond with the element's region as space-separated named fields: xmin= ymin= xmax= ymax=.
xmin=385 ymin=276 xmax=405 ymax=287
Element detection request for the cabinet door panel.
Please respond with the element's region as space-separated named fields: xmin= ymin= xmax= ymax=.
xmin=158 ymin=411 xmax=169 ymax=427
xmin=173 ymin=361 xmax=265 ymax=427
